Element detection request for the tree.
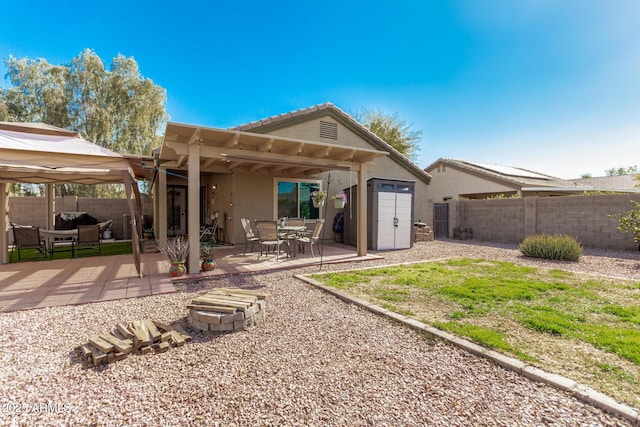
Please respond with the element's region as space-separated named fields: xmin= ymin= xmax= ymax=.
xmin=611 ymin=200 xmax=640 ymax=251
xmin=353 ymin=108 xmax=422 ymax=161
xmin=1 ymin=49 xmax=168 ymax=197
xmin=579 ymin=173 xmax=592 ymax=179
xmin=0 ymin=98 xmax=9 ymax=121
xmin=605 ymin=165 xmax=638 ymax=176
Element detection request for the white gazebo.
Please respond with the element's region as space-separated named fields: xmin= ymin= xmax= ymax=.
xmin=0 ymin=122 xmax=144 ymax=274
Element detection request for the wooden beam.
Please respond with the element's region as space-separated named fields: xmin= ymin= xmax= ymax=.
xmin=225 ymin=133 xmax=240 ymax=148
xmin=176 ymin=155 xmax=187 ymax=168
xmin=314 ymin=145 xmax=331 ymax=157
xmin=187 ymin=128 xmax=201 ymax=145
xmin=357 ymin=163 xmax=368 ymax=257
xmin=258 ymin=137 xmax=274 ymax=152
xmin=286 ymin=142 xmax=304 ymax=155
xmin=202 ymin=158 xmax=216 ymax=169
xmin=336 ymin=149 xmax=356 ymax=161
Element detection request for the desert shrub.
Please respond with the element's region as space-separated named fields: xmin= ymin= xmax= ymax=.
xmin=519 ymin=234 xmax=583 ymax=261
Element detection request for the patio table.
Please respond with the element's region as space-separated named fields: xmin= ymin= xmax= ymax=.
xmin=40 ymin=220 xmax=113 ymax=257
xmin=277 ymin=226 xmax=306 ymax=257
xmin=40 ymin=229 xmax=77 ymax=257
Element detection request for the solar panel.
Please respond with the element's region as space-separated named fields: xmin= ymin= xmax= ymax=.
xmin=465 ymin=161 xmax=551 ymax=180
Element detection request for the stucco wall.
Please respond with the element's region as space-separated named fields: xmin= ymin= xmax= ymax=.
xmin=228 ymin=173 xmax=273 ymax=244
xmin=263 ymin=117 xmax=431 ymax=226
xmin=449 ymin=193 xmax=640 ymax=250
xmin=426 ymin=165 xmax=517 ymax=201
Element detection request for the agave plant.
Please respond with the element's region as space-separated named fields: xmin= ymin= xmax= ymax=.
xmin=159 ymin=236 xmax=189 ymax=262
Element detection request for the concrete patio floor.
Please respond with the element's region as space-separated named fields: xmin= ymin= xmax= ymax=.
xmin=0 ymin=242 xmax=380 ymax=312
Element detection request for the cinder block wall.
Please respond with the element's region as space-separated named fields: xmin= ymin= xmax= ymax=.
xmin=534 ymin=194 xmax=639 ymax=250
xmin=453 ymin=194 xmax=640 ymax=250
xmin=8 ymin=196 xmax=153 ymax=240
xmin=460 ymin=198 xmax=525 ymax=243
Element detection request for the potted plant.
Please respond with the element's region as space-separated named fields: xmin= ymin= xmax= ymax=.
xmin=200 ymin=244 xmax=216 ymax=272
xmin=159 ymin=236 xmax=189 ymax=277
xmin=311 ymin=190 xmax=327 ymax=208
xmin=331 ymin=192 xmax=347 ymax=208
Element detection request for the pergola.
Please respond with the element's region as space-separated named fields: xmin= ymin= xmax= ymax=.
xmin=0 ymin=122 xmax=143 ymax=274
xmin=159 ymin=122 xmax=390 ymax=273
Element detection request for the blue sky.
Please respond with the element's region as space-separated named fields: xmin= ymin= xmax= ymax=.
xmin=1 ymin=1 xmax=639 ymax=179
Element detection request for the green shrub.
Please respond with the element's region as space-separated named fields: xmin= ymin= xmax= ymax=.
xmin=519 ymin=234 xmax=583 ymax=261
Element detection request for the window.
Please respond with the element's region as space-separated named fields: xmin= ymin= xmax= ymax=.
xmin=276 ymin=179 xmax=321 ymax=219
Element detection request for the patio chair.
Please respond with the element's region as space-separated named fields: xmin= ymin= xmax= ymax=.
xmin=73 ymin=224 xmax=102 ymax=257
xmin=240 ymin=218 xmax=260 ymax=255
xmin=296 ymin=219 xmax=325 ymax=257
xmin=200 ymin=213 xmax=220 ymax=244
xmin=11 ymin=224 xmax=48 ymax=261
xmin=255 ymin=220 xmax=286 ymax=261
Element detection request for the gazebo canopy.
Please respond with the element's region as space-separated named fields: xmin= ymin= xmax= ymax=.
xmin=0 ymin=122 xmax=143 ymax=275
xmin=0 ymin=122 xmax=132 ymax=184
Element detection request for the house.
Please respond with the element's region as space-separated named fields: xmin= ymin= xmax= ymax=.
xmin=570 ymin=174 xmax=639 ymax=191
xmin=152 ymin=103 xmax=432 ymax=273
xmin=424 ymin=158 xmax=598 ymax=201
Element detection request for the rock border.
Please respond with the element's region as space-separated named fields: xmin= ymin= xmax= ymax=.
xmin=295 ymin=272 xmax=640 ymax=426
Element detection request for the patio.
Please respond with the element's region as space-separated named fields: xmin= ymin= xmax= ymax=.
xmin=0 ymin=242 xmax=380 ymax=312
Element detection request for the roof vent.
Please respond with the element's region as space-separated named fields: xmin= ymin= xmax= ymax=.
xmin=319 ymin=121 xmax=337 ymax=140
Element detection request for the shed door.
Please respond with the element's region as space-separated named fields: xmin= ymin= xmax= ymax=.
xmin=394 ymin=193 xmax=412 ymax=249
xmin=377 ymin=192 xmax=397 ymax=250
xmin=377 ymin=192 xmax=412 ymax=250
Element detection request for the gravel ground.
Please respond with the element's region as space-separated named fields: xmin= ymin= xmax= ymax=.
xmin=0 ymin=240 xmax=638 ymax=426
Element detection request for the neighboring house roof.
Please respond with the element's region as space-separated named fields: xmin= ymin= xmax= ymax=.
xmin=425 ymin=158 xmax=640 ymax=195
xmin=425 ymin=158 xmax=576 ymax=189
xmin=231 ymin=102 xmax=431 ymax=184
xmin=570 ymin=174 xmax=639 ymax=191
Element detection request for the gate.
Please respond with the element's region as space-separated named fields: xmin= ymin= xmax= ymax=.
xmin=433 ymin=203 xmax=449 ymax=239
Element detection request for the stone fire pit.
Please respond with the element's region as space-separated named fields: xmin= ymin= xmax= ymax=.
xmin=187 ymin=288 xmax=266 ymax=333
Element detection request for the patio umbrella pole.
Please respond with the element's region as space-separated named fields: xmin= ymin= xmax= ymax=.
xmin=319 ymin=172 xmax=338 ymax=268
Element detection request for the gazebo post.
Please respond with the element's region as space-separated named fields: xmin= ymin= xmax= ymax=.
xmin=122 ymin=170 xmax=142 ymax=277
xmin=46 ymin=183 xmax=54 ymax=230
xmin=0 ymin=183 xmax=8 ymax=264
